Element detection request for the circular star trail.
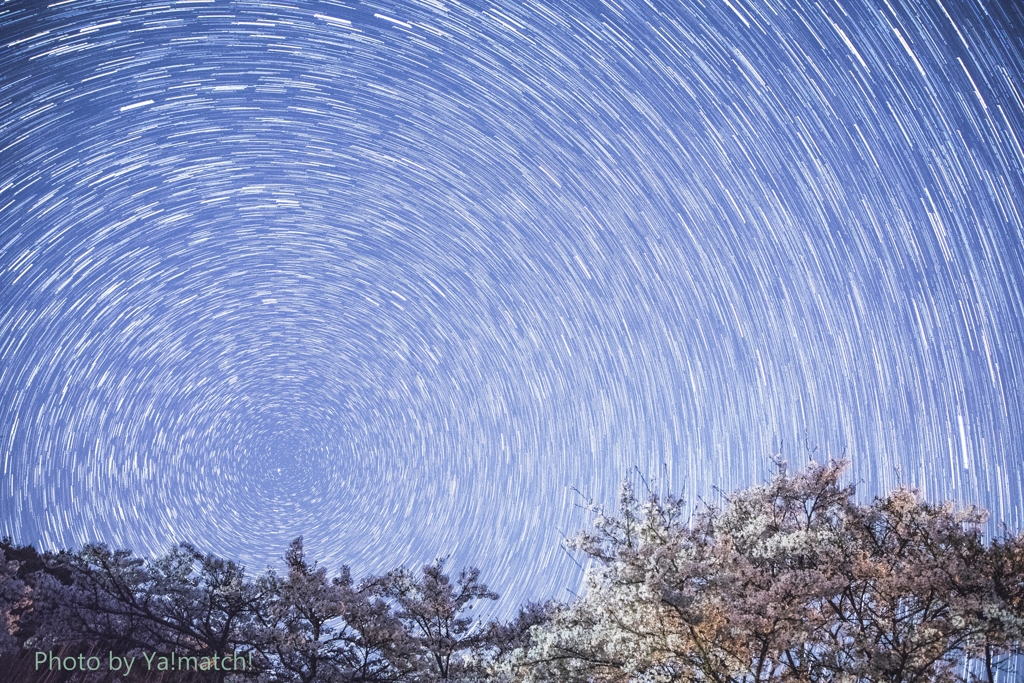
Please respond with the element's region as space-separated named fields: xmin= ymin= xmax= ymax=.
xmin=2 ymin=0 xmax=1023 ymax=613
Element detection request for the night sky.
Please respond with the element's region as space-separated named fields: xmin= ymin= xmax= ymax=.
xmin=2 ymin=0 xmax=1023 ymax=615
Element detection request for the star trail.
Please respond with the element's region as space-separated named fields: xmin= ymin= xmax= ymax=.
xmin=1 ymin=0 xmax=1023 ymax=614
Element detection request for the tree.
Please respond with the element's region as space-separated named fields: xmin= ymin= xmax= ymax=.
xmin=483 ymin=600 xmax=559 ymax=662
xmin=514 ymin=460 xmax=1024 ymax=683
xmin=0 ymin=552 xmax=30 ymax=656
xmin=29 ymin=543 xmax=167 ymax=653
xmin=22 ymin=542 xmax=267 ymax=682
xmin=256 ymin=537 xmax=410 ymax=683
xmin=987 ymin=531 xmax=1024 ymax=680
xmin=375 ymin=559 xmax=498 ymax=681
xmin=822 ymin=489 xmax=996 ymax=683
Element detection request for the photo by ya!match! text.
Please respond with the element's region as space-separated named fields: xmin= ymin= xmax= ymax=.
xmin=34 ymin=650 xmax=253 ymax=676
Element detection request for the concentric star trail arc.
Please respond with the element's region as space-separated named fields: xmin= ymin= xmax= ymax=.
xmin=1 ymin=0 xmax=1023 ymax=615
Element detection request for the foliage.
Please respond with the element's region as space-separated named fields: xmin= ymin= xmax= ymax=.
xmin=3 ymin=462 xmax=1023 ymax=683
xmin=374 ymin=558 xmax=498 ymax=681
xmin=513 ymin=460 xmax=1024 ymax=683
xmin=0 ymin=550 xmax=31 ymax=655
xmin=255 ymin=537 xmax=411 ymax=683
xmin=0 ymin=539 xmax=501 ymax=683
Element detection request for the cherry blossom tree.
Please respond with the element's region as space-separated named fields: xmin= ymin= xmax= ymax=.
xmin=23 ymin=542 xmax=267 ymax=682
xmin=0 ymin=552 xmax=30 ymax=656
xmin=512 ymin=460 xmax=1024 ymax=683
xmin=375 ymin=559 xmax=498 ymax=681
xmin=256 ymin=537 xmax=411 ymax=683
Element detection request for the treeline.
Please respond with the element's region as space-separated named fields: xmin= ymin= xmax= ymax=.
xmin=0 ymin=536 xmax=545 ymax=683
xmin=3 ymin=460 xmax=1024 ymax=682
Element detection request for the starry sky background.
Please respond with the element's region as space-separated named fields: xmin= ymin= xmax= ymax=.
xmin=1 ymin=0 xmax=1023 ymax=615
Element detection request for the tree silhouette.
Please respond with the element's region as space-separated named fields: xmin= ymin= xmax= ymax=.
xmin=375 ymin=559 xmax=497 ymax=681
